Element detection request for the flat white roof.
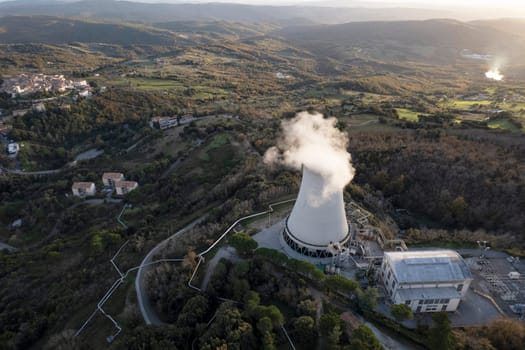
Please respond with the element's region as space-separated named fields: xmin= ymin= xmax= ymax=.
xmin=102 ymin=172 xmax=124 ymax=179
xmin=385 ymin=250 xmax=472 ymax=284
xmin=72 ymin=182 xmax=95 ymax=189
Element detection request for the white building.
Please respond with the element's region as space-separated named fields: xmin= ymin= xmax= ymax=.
xmin=72 ymin=182 xmax=96 ymax=197
xmin=115 ymin=180 xmax=138 ymax=195
xmin=79 ymin=89 xmax=92 ymax=98
xmin=7 ymin=143 xmax=19 ymax=154
xmin=102 ymin=172 xmax=124 ymax=187
xmin=151 ymin=116 xmax=178 ymax=130
xmin=380 ymin=250 xmax=473 ymax=313
xmin=33 ymin=102 xmax=46 ymax=112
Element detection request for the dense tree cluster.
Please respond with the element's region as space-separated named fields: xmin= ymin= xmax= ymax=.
xmin=349 ymin=128 xmax=525 ymax=247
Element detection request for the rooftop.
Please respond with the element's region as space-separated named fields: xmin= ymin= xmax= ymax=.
xmin=72 ymin=182 xmax=95 ymax=189
xmin=385 ymin=250 xmax=473 ymax=284
xmin=115 ymin=180 xmax=138 ymax=188
xmin=102 ymin=172 xmax=124 ymax=179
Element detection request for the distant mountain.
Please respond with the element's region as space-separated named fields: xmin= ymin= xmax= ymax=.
xmin=470 ymin=18 xmax=525 ymax=38
xmin=0 ymin=16 xmax=178 ymax=45
xmin=0 ymin=0 xmax=455 ymax=24
xmin=276 ymin=19 xmax=525 ymax=63
xmin=155 ymin=21 xmax=280 ymax=40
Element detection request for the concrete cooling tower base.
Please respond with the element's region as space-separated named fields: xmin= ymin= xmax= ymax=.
xmin=281 ymin=217 xmax=351 ymax=258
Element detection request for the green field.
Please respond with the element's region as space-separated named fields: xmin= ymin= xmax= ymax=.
xmin=487 ymin=118 xmax=522 ymax=132
xmin=501 ymin=102 xmax=525 ymax=115
xmin=452 ymin=100 xmax=493 ymax=109
xmin=199 ymin=133 xmax=230 ymax=161
xmin=396 ymin=108 xmax=421 ymax=121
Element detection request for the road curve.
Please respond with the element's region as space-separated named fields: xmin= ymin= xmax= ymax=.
xmin=135 ymin=199 xmax=295 ymax=325
xmin=135 ymin=216 xmax=206 ymax=325
xmin=0 ymin=241 xmax=17 ymax=253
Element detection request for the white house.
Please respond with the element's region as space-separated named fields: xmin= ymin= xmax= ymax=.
xmin=72 ymin=182 xmax=96 ymax=197
xmin=114 ymin=180 xmax=138 ymax=195
xmin=79 ymin=89 xmax=92 ymax=98
xmin=380 ymin=250 xmax=473 ymax=313
xmin=33 ymin=102 xmax=46 ymax=112
xmin=7 ymin=143 xmax=19 ymax=154
xmin=102 ymin=172 xmax=124 ymax=187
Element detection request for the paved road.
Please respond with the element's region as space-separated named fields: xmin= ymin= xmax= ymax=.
xmin=1 ymin=165 xmax=63 ymax=175
xmin=74 ymin=148 xmax=104 ymax=161
xmin=1 ymin=147 xmax=102 ymax=176
xmin=135 ymin=216 xmax=206 ymax=325
xmin=200 ymin=246 xmax=239 ymax=291
xmin=0 ymin=241 xmax=17 ymax=253
xmin=0 ymin=161 xmax=79 ymax=175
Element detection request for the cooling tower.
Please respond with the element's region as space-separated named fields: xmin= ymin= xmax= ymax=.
xmin=282 ymin=166 xmax=350 ymax=258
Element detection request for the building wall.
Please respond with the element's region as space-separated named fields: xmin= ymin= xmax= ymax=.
xmin=116 ymin=184 xmax=137 ymax=195
xmin=380 ymin=255 xmax=471 ymax=313
xmin=102 ymin=175 xmax=123 ymax=187
xmin=72 ymin=184 xmax=96 ymax=197
xmin=392 ymin=291 xmax=461 ymax=313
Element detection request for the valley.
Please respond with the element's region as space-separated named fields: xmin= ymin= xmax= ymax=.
xmin=1 ymin=7 xmax=525 ymax=350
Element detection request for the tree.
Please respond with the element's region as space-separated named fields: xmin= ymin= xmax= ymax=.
xmin=257 ymin=317 xmax=276 ymax=350
xmin=428 ymin=312 xmax=455 ymax=350
xmin=292 ymin=316 xmax=316 ymax=343
xmin=449 ymin=196 xmax=467 ymax=221
xmin=44 ymin=330 xmax=87 ymax=350
xmin=390 ymin=304 xmax=414 ymax=322
xmin=347 ymin=325 xmax=383 ymax=350
xmin=356 ymin=288 xmax=378 ymax=312
xmin=229 ymin=232 xmax=258 ymax=257
xmin=176 ymin=294 xmax=209 ymax=327
xmin=200 ymin=303 xmax=255 ymax=350
xmin=244 ymin=290 xmax=261 ymax=314
xmin=296 ymin=299 xmax=317 ymax=318
xmin=320 ymin=312 xmax=341 ymax=337
xmin=326 ymin=324 xmax=342 ymax=350
xmin=325 ymin=275 xmax=360 ymax=294
xmin=487 ymin=317 xmax=525 ymax=350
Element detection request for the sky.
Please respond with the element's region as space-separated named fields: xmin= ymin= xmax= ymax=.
xmin=133 ymin=0 xmax=524 ymax=7
xmin=0 ymin=0 xmax=523 ymax=7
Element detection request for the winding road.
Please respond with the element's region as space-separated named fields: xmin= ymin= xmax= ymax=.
xmin=135 ymin=216 xmax=207 ymax=325
xmin=200 ymin=246 xmax=240 ymax=291
xmin=0 ymin=242 xmax=17 ymax=253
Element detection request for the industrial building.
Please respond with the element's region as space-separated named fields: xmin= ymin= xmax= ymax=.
xmin=281 ymin=166 xmax=352 ymax=258
xmin=380 ymin=250 xmax=473 ymax=313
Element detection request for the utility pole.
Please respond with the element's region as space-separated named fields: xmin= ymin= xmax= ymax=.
xmin=477 ymin=240 xmax=490 ymax=259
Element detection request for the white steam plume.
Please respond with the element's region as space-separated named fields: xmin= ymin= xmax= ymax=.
xmin=485 ymin=68 xmax=504 ymax=81
xmin=264 ymin=111 xmax=355 ymax=198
